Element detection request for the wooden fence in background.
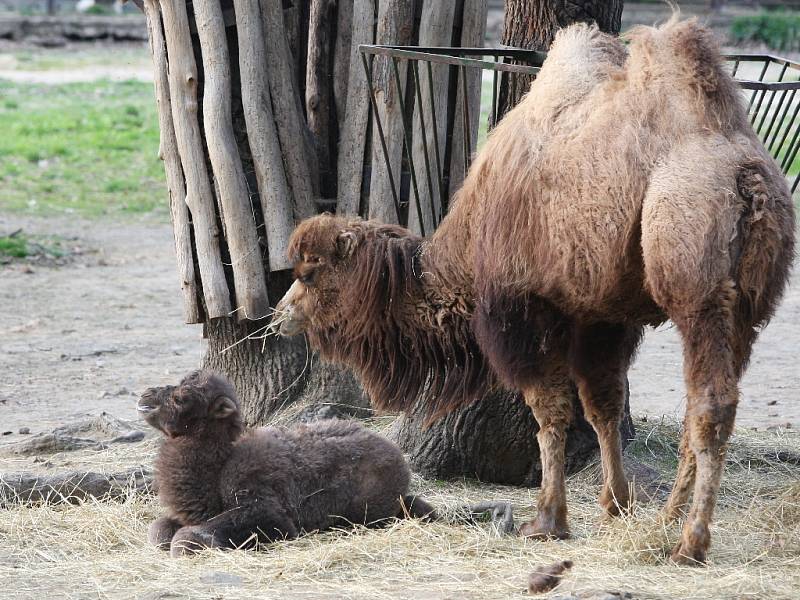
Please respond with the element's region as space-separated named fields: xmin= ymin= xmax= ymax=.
xmin=142 ymin=0 xmax=489 ymax=324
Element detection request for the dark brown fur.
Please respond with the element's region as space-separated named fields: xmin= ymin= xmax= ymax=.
xmin=138 ymin=370 xmax=433 ymax=556
xmin=286 ymin=219 xmax=493 ymax=420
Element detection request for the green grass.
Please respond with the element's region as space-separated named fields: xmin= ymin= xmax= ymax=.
xmin=0 ymin=78 xmax=167 ymax=218
xmin=0 ymin=231 xmax=67 ymax=260
xmin=0 ymin=234 xmax=29 ymax=258
xmin=5 ymin=46 xmax=152 ymax=72
xmin=731 ymin=11 xmax=800 ymax=52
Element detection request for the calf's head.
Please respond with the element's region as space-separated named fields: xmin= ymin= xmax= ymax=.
xmin=137 ymin=371 xmax=241 ymax=439
xmin=272 ymin=213 xmax=362 ymax=337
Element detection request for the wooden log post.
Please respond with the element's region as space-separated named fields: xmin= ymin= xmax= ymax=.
xmin=407 ymin=0 xmax=456 ymax=236
xmin=336 ymin=0 xmax=375 ymax=216
xmin=448 ymin=0 xmax=489 ymax=198
xmin=306 ymin=0 xmax=336 ymax=194
xmin=367 ymin=0 xmax=415 ymax=224
xmin=260 ymin=0 xmax=318 ymax=219
xmin=143 ymin=0 xmax=201 ymax=324
xmin=233 ymin=0 xmax=295 ymax=272
xmin=193 ymin=0 xmax=271 ymax=320
xmin=159 ymin=0 xmax=231 ymax=318
xmin=333 ymin=0 xmax=354 ymax=138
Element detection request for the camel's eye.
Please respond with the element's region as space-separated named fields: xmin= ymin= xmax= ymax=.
xmin=299 ymin=269 xmax=316 ymax=286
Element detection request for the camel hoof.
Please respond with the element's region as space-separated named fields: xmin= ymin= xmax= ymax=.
xmin=518 ymin=518 xmax=570 ymax=540
xmin=170 ymin=527 xmax=214 ymax=558
xmin=669 ymin=541 xmax=707 ymax=566
xmin=599 ymin=488 xmax=633 ymax=517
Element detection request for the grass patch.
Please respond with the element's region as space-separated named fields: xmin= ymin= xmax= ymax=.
xmin=7 ymin=46 xmax=151 ymax=72
xmin=0 ymin=78 xmax=167 ymax=219
xmin=0 ymin=417 xmax=798 ymax=599
xmin=731 ymin=11 xmax=800 ymax=53
xmin=0 ymin=230 xmax=71 ymax=263
xmin=0 ymin=233 xmax=29 ymax=258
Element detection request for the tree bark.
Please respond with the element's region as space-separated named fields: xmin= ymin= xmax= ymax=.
xmin=447 ymin=0 xmax=489 ymax=199
xmin=159 ymin=0 xmax=232 ymax=319
xmin=498 ymin=0 xmax=623 ymax=114
xmin=195 ymin=3 xmax=369 ymax=424
xmin=336 ymin=0 xmax=375 ymax=217
xmin=143 ymin=0 xmax=201 ymax=324
xmin=392 ymin=384 xmax=634 ymax=486
xmin=193 ymin=0 xmax=271 ymax=320
xmin=390 ymin=0 xmax=630 ymax=486
xmin=202 ymin=287 xmax=312 ymax=427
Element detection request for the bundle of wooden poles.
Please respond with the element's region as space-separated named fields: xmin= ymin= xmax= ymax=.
xmin=141 ymin=0 xmax=489 ymax=324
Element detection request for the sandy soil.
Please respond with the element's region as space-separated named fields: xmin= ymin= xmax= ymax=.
xmin=0 ymin=215 xmax=202 ymax=438
xmin=1 ymin=214 xmax=797 ymax=445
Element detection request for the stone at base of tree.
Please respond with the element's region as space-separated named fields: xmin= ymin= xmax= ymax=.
xmin=290 ymin=360 xmax=373 ymax=424
xmin=1 ymin=414 xmax=146 ymax=457
xmin=390 ymin=384 xmax=634 ymax=487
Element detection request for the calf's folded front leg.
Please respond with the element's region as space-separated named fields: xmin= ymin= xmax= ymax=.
xmin=170 ymin=500 xmax=299 ymax=557
xmin=148 ymin=516 xmax=182 ymax=551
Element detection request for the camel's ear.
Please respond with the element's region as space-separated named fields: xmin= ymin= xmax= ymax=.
xmin=211 ymin=396 xmax=238 ymax=419
xmin=336 ymin=230 xmax=358 ymax=259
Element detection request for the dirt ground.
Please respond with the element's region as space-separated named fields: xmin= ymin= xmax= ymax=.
xmin=1 ymin=213 xmax=797 ymax=443
xmin=0 ymin=214 xmax=203 ymax=437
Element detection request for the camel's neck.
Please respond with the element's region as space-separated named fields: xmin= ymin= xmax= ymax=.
xmin=156 ymin=434 xmax=235 ymax=524
xmin=314 ymin=218 xmax=489 ymax=417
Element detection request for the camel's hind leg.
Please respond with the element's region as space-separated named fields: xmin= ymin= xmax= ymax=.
xmin=640 ymin=139 xmax=788 ymax=564
xmin=665 ymin=281 xmax=745 ymax=564
xmin=569 ymin=323 xmax=642 ymax=516
xmin=663 ymin=420 xmax=696 ymax=520
xmin=518 ymin=364 xmax=574 ymax=540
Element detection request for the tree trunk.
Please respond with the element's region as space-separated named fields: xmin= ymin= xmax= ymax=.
xmin=498 ymin=0 xmax=623 ymax=114
xmin=202 ymin=318 xmax=310 ymax=426
xmin=389 ymin=0 xmax=630 ymax=486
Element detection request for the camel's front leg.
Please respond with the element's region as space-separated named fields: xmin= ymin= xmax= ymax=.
xmin=570 ymin=323 xmax=642 ymax=517
xmin=519 ymin=368 xmax=574 ymax=540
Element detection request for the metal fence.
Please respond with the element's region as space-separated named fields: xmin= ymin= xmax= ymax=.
xmin=359 ymin=46 xmax=800 ymax=234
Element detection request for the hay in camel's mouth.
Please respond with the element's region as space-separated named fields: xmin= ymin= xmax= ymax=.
xmin=1 ymin=417 xmax=798 ymax=599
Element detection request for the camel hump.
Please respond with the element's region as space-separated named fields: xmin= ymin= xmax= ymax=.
xmin=626 ymin=18 xmax=745 ymax=130
xmin=519 ymin=23 xmax=626 ymax=119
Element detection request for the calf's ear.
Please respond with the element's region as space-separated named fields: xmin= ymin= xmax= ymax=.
xmin=336 ymin=230 xmax=357 ymax=259
xmin=212 ymin=396 xmax=238 ymax=419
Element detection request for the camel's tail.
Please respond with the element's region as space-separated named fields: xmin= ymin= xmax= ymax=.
xmin=731 ymin=159 xmax=795 ymax=372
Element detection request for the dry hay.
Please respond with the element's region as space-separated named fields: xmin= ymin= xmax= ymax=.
xmin=0 ymin=417 xmax=798 ymax=600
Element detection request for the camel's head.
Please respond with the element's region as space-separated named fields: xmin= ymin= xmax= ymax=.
xmin=137 ymin=370 xmax=241 ymax=439
xmin=272 ymin=213 xmax=363 ymax=337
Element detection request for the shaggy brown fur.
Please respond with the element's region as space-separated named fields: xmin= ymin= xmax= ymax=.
xmin=138 ymin=371 xmax=434 ymax=557
xmin=274 ymin=19 xmax=795 ymax=565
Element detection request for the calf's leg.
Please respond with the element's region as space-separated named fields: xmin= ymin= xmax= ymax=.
xmin=170 ymin=500 xmax=299 ymax=557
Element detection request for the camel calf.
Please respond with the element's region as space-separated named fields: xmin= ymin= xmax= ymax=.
xmin=138 ymin=371 xmax=434 ymax=556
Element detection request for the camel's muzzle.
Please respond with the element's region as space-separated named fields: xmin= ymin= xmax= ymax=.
xmin=272 ymin=280 xmax=308 ymax=337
